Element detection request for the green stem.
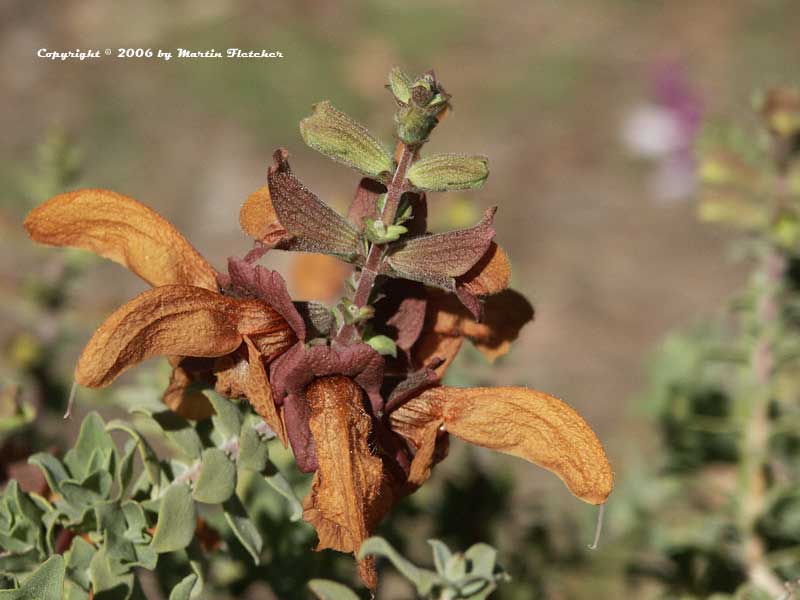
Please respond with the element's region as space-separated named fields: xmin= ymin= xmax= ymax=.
xmin=737 ymin=247 xmax=785 ymax=597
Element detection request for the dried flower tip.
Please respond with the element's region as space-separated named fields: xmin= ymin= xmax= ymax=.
xmin=300 ymin=101 xmax=394 ymax=179
xmin=407 ymin=153 xmax=489 ymax=192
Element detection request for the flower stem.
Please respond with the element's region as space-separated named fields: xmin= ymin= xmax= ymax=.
xmin=738 ymin=247 xmax=785 ymax=597
xmin=337 ymin=144 xmax=415 ymax=343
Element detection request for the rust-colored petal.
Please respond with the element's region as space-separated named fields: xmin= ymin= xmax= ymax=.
xmin=413 ymin=333 xmax=464 ymax=377
xmin=462 ymin=290 xmax=535 ymax=361
xmin=289 ymin=253 xmax=350 ymax=302
xmin=76 ymin=285 xmax=294 ymax=388
xmin=239 ymin=185 xmax=289 ymax=245
xmin=302 ymin=376 xmax=384 ymax=589
xmin=457 ymin=242 xmax=510 ymax=296
xmin=243 ymin=335 xmax=288 ymax=446
xmin=163 ymin=357 xmax=215 ymax=420
xmin=24 ymin=189 xmax=218 ymax=290
xmin=415 ymin=289 xmax=533 ymax=369
xmin=390 ymin=386 xmax=613 ymax=505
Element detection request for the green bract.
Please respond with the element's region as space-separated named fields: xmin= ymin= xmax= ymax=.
xmin=407 ymin=154 xmax=490 ymax=192
xmin=300 ymin=101 xmax=394 ymax=179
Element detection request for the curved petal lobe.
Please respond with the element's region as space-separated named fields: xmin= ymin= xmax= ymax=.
xmin=76 ymin=285 xmax=293 ymax=388
xmin=390 ymin=386 xmax=613 ymax=505
xmin=302 ymin=376 xmax=384 ymax=589
xmin=24 ymin=189 xmax=218 ymax=290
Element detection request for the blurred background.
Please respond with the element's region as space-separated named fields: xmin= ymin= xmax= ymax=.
xmin=2 ymin=1 xmax=800 ymax=598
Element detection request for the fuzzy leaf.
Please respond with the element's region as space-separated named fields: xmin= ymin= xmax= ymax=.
xmin=464 ymin=543 xmax=497 ymax=580
xmin=262 ymin=463 xmax=303 ymax=522
xmin=88 ymin=545 xmax=133 ymax=599
xmin=144 ymin=410 xmax=202 ymax=460
xmin=358 ymin=537 xmax=440 ymax=595
xmin=65 ymin=536 xmax=96 ymax=592
xmin=168 ymin=574 xmax=197 ymax=600
xmin=300 ymin=101 xmax=394 ymax=178
xmin=193 ymin=448 xmax=236 ymax=504
xmin=151 ymin=483 xmax=196 ymax=553
xmin=64 ymin=412 xmax=114 ymax=482
xmin=223 ymin=495 xmax=262 ymax=564
xmin=27 ymin=453 xmax=68 ymax=494
xmin=428 ymin=539 xmax=452 ymax=576
xmin=105 ymin=421 xmax=162 ymax=494
xmin=390 ymin=387 xmax=613 ymax=504
xmin=384 ymin=207 xmax=496 ymax=291
xmin=407 ymin=153 xmax=489 ymax=191
xmin=268 ymin=150 xmax=364 ymax=259
xmin=0 ymin=555 xmax=64 ymax=600
xmin=60 ymin=470 xmax=113 ymax=507
xmin=238 ymin=420 xmax=270 ymax=473
xmin=308 ymin=579 xmax=361 ymax=600
xmin=207 ymin=392 xmax=243 ymax=439
xmin=24 ymin=189 xmax=218 ymax=290
xmin=76 ymin=285 xmax=293 ymax=388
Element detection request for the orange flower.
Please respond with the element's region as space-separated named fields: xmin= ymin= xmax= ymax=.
xmin=24 ymin=189 xmax=297 ymax=439
xmin=25 ymin=151 xmax=613 ymax=591
xmin=237 ymin=163 xmax=613 ymax=587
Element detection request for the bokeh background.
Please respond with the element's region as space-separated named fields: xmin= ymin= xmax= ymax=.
xmin=2 ymin=1 xmax=800 ymax=598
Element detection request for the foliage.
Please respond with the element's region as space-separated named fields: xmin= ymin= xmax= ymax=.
xmin=1 ymin=67 xmax=614 ymax=597
xmin=629 ymin=87 xmax=800 ymax=598
xmin=0 ymin=394 xmax=302 ymax=598
xmin=311 ymin=537 xmax=510 ymax=600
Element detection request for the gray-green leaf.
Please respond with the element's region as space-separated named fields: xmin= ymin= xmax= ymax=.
xmin=151 ymin=483 xmax=196 ymax=553
xmin=428 ymin=539 xmax=452 ymax=576
xmin=0 ymin=555 xmax=64 ymax=600
xmin=358 ymin=536 xmax=440 ymax=595
xmin=168 ymin=574 xmax=197 ymax=600
xmin=263 ymin=462 xmax=303 ymax=521
xmin=223 ymin=495 xmax=262 ymax=565
xmin=308 ymin=579 xmax=361 ymax=600
xmin=237 ymin=423 xmax=270 ymax=473
xmin=207 ymin=393 xmax=242 ymax=440
xmin=193 ymin=448 xmax=236 ymax=504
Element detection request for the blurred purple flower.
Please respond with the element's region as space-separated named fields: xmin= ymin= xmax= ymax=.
xmin=622 ymin=62 xmax=703 ymax=202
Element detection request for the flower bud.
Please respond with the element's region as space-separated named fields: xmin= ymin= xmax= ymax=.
xmin=407 ymin=153 xmax=489 ymax=192
xmin=392 ymin=70 xmax=451 ymax=145
xmin=300 ymin=101 xmax=394 ymax=179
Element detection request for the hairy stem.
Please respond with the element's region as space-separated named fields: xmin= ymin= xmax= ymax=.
xmin=738 ymin=247 xmax=785 ymax=597
xmin=337 ymin=144 xmax=415 ymax=342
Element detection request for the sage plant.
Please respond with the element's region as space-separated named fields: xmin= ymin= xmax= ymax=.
xmin=630 ymin=87 xmax=800 ymax=598
xmin=7 ymin=68 xmax=613 ymax=596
